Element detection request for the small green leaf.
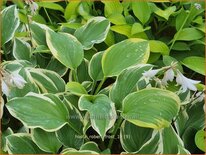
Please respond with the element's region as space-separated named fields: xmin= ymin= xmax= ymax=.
xmin=66 ymin=82 xmax=88 ymax=96
xmin=176 ymin=8 xmax=188 ymax=31
xmin=149 ymin=40 xmax=169 ymax=55
xmin=37 ymin=2 xmax=64 ymax=12
xmin=104 ymin=30 xmax=115 ymax=46
xmin=31 ymin=128 xmax=62 ymax=153
xmin=6 ymin=93 xmax=69 ymax=132
xmin=78 ymin=94 xmax=117 ymax=139
xmin=46 ymin=30 xmax=84 ymax=69
xmin=182 ymin=56 xmax=205 ymax=75
xmin=131 ymin=23 xmax=150 ymax=35
xmin=74 ymin=17 xmax=110 ymax=50
xmin=64 ymin=1 xmax=80 ymax=20
xmin=102 ymin=38 xmax=150 ymax=77
xmin=89 ymin=52 xmax=104 ymax=81
xmin=172 ymin=42 xmax=190 ymax=51
xmin=195 ymin=130 xmax=205 ymax=152
xmin=132 ymin=2 xmax=151 ymax=25
xmin=175 ymin=28 xmax=204 ymax=41
xmin=110 ymin=25 xmax=132 ymax=37
xmin=102 ymin=0 xmax=123 ymax=17
xmin=6 ymin=134 xmax=46 ymax=154
xmin=122 ymin=88 xmax=180 ymax=129
xmin=108 ymin=14 xmax=127 ymax=25
xmin=152 ymin=5 xmax=176 ymax=20
xmin=2 ymin=5 xmax=20 ymax=45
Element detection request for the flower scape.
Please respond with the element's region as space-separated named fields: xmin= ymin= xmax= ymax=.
xmin=0 ymin=0 xmax=205 ymax=154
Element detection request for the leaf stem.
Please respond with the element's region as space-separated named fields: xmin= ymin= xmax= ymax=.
xmin=94 ymin=77 xmax=106 ymax=95
xmin=90 ymin=81 xmax=97 ymax=95
xmin=72 ymin=69 xmax=79 ymax=82
xmin=43 ymin=7 xmax=53 ymax=25
xmin=108 ymin=116 xmax=123 ymax=149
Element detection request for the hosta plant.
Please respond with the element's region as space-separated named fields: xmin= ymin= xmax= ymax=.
xmin=1 ymin=0 xmax=205 ymax=154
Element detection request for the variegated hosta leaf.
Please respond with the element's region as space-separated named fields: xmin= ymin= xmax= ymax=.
xmin=55 ymin=97 xmax=84 ymax=149
xmin=46 ymin=29 xmax=84 ymax=69
xmin=161 ymin=125 xmax=190 ymax=154
xmin=61 ymin=148 xmax=99 ymax=154
xmin=121 ymin=88 xmax=180 ymax=129
xmin=13 ymin=38 xmax=32 ymax=61
xmin=2 ymin=5 xmax=20 ymax=45
xmin=74 ymin=17 xmax=110 ymax=50
xmin=30 ymin=21 xmax=52 ymax=46
xmin=110 ymin=64 xmax=152 ymax=110
xmin=120 ymin=121 xmax=161 ymax=153
xmin=2 ymin=128 xmax=13 ymax=152
xmin=56 ymin=124 xmax=84 ymax=149
xmin=102 ymin=38 xmax=150 ymax=77
xmin=31 ymin=128 xmax=62 ymax=153
xmin=29 ymin=68 xmax=65 ymax=93
xmin=89 ymin=52 xmax=104 ymax=81
xmin=6 ymin=134 xmax=46 ymax=154
xmin=6 ymin=93 xmax=69 ymax=132
xmin=80 ymin=141 xmax=101 ymax=153
xmin=78 ymin=94 xmax=117 ymax=140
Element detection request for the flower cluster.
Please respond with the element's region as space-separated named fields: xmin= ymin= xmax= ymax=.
xmin=25 ymin=0 xmax=38 ymax=15
xmin=142 ymin=62 xmax=201 ymax=93
xmin=1 ymin=69 xmax=27 ymax=96
xmin=194 ymin=3 xmax=202 ymax=10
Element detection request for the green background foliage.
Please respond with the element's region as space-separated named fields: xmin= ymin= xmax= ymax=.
xmin=1 ymin=0 xmax=205 ymax=154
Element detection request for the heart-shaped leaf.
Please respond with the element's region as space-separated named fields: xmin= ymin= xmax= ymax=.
xmin=78 ymin=94 xmax=117 ymax=139
xmin=74 ymin=17 xmax=110 ymax=50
